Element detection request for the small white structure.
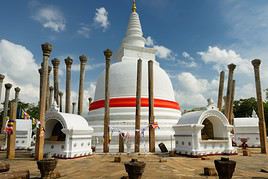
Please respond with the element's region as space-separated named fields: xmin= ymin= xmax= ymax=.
xmin=16 ymin=119 xmax=32 ymax=149
xmin=44 ymin=103 xmax=94 ymax=158
xmin=233 ymin=111 xmax=260 ymax=147
xmin=173 ymin=100 xmax=237 ymax=156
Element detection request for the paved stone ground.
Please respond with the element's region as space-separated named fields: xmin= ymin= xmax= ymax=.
xmin=0 ymin=148 xmax=268 ymax=178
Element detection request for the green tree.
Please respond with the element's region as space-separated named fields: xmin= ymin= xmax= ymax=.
xmin=233 ymin=97 xmax=257 ymax=118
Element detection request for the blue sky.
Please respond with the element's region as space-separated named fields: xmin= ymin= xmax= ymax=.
xmin=1 ymin=0 xmax=268 ymax=113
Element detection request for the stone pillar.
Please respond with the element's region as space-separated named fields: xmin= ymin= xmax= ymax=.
xmin=103 ymin=49 xmax=112 ymax=153
xmin=72 ymin=102 xmax=76 ymax=114
xmin=14 ymin=87 xmax=20 ymax=104
xmin=65 ymin=57 xmax=73 ymax=113
xmin=119 ymin=134 xmax=124 ymax=153
xmin=1 ymin=83 xmax=12 ymax=133
xmin=59 ymin=91 xmax=63 ymax=112
xmin=78 ymin=55 xmax=88 ymax=115
xmin=224 ymin=64 xmax=236 ymax=124
xmin=49 ymin=86 xmax=54 ymax=109
xmin=252 ymin=59 xmax=268 ymax=154
xmin=217 ymin=71 xmax=225 ymax=111
xmin=229 ymin=80 xmax=235 ymax=125
xmin=35 ymin=42 xmax=52 ymax=160
xmin=14 ymin=87 xmax=20 ymax=112
xmin=6 ymin=100 xmax=17 ymax=159
xmin=45 ymin=66 xmax=52 ymax=111
xmin=135 ymin=59 xmax=142 ymax=153
xmin=51 ymin=58 xmax=60 ymax=105
xmin=0 ymin=74 xmax=5 ymax=102
xmin=38 ymin=68 xmax=43 ymax=102
xmin=148 ymin=60 xmax=155 ymax=152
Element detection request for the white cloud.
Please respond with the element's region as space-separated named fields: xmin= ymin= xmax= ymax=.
xmin=77 ymin=23 xmax=90 ymax=38
xmin=94 ymin=7 xmax=109 ymax=31
xmin=145 ymin=36 xmax=174 ymax=60
xmin=0 ymin=39 xmax=40 ymax=103
xmin=145 ymin=36 xmax=154 ymax=46
xmin=198 ymin=46 xmax=251 ymax=74
xmin=154 ymin=45 xmax=172 ymax=59
xmin=33 ymin=6 xmax=66 ymax=32
xmin=179 ymin=51 xmax=197 ymax=68
xmin=174 ymin=72 xmax=218 ymax=109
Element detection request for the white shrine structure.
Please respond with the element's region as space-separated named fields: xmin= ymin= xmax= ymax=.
xmin=233 ymin=110 xmax=260 ymax=147
xmin=173 ymin=100 xmax=237 ymax=156
xmin=87 ymin=2 xmax=181 ymax=152
xmin=16 ymin=119 xmax=32 ymax=149
xmin=44 ymin=103 xmax=94 ymax=158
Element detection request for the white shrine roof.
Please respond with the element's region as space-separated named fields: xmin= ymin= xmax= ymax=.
xmin=178 ymin=104 xmax=229 ymax=126
xmin=234 ymin=117 xmax=259 ymax=127
xmin=46 ymin=103 xmax=93 ymax=131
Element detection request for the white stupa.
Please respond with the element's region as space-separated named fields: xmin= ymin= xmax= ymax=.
xmin=87 ymin=2 xmax=181 ymax=152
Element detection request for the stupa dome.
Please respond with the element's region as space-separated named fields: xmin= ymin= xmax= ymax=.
xmin=87 ymin=1 xmax=181 ymax=152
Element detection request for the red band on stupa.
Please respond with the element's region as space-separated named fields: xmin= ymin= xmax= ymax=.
xmin=89 ymin=97 xmax=180 ymax=111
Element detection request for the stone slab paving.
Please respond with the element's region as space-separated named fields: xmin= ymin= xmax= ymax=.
xmin=0 ymin=148 xmax=267 ymax=178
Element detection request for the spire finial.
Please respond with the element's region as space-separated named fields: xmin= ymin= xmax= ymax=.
xmin=132 ymin=0 xmax=137 ymax=13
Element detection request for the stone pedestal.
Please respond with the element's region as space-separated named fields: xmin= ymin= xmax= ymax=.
xmin=204 ymin=167 xmax=217 ymax=176
xmin=124 ymin=159 xmax=146 ymax=179
xmin=214 ymin=157 xmax=236 ymax=179
xmin=37 ymin=158 xmax=57 ymax=179
xmin=0 ymin=161 xmax=9 ymax=173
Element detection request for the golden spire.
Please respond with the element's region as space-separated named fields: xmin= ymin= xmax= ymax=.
xmin=132 ymin=0 xmax=137 ymax=13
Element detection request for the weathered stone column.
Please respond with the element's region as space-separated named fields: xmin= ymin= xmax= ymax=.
xmin=135 ymin=59 xmax=142 ymax=153
xmin=217 ymin=71 xmax=225 ymax=111
xmin=51 ymin=58 xmax=60 ymax=105
xmin=38 ymin=68 xmax=43 ymax=101
xmin=14 ymin=87 xmax=20 ymax=103
xmin=72 ymin=102 xmax=76 ymax=114
xmin=252 ymin=59 xmax=268 ymax=154
xmin=14 ymin=87 xmax=20 ymax=110
xmin=224 ymin=64 xmax=236 ymax=124
xmin=1 ymin=83 xmax=12 ymax=133
xmin=229 ymin=80 xmax=235 ymax=125
xmin=65 ymin=57 xmax=73 ymax=113
xmin=44 ymin=65 xmax=51 ymax=111
xmin=35 ymin=42 xmax=52 ymax=160
xmin=78 ymin=55 xmax=88 ymax=115
xmin=103 ymin=49 xmax=112 ymax=153
xmin=119 ymin=134 xmax=124 ymax=153
xmin=148 ymin=60 xmax=155 ymax=152
xmin=59 ymin=91 xmax=63 ymax=112
xmin=49 ymin=86 xmax=54 ymax=109
xmin=6 ymin=100 xmax=17 ymax=159
xmin=0 ymin=74 xmax=5 ymax=102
